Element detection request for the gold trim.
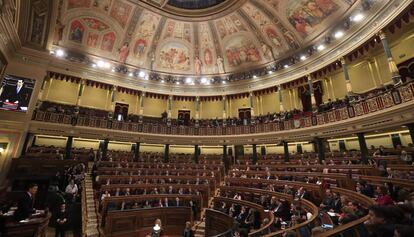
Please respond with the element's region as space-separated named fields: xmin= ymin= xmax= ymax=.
xmin=134 ymin=0 xmax=248 ymax=21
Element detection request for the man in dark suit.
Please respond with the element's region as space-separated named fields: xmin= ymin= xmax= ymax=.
xmin=55 ymin=203 xmax=68 ymax=237
xmin=295 ymin=187 xmax=310 ymax=200
xmin=189 ymin=200 xmax=197 ymax=220
xmin=183 ymin=221 xmax=194 ymax=237
xmin=14 ymin=183 xmax=38 ymax=221
xmin=0 ymin=79 xmax=32 ymax=109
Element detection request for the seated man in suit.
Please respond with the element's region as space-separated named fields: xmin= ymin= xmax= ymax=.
xmin=14 ymin=183 xmax=38 ymax=221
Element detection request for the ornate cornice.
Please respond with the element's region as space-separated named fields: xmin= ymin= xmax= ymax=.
xmin=128 ymin=0 xmax=248 ymax=21
xmin=14 ymin=0 xmax=413 ymax=97
xmin=0 ymin=0 xmax=21 ymax=59
xmin=28 ymin=99 xmax=414 ymax=145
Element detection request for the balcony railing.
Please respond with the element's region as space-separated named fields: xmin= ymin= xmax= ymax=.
xmin=32 ymin=82 xmax=414 ymax=136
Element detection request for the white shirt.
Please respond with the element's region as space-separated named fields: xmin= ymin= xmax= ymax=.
xmin=65 ymin=184 xmax=78 ymax=194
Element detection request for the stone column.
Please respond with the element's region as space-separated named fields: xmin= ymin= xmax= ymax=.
xmin=378 ymin=30 xmax=402 ymax=85
xmin=195 ymin=96 xmax=200 ymax=120
xmin=340 ymin=57 xmax=353 ymax=95
xmin=261 ymin=146 xmax=266 ymax=156
xmin=45 ymin=76 xmax=54 ymax=100
xmin=134 ymin=142 xmax=140 ymax=161
xmin=76 ymin=78 xmax=86 ymax=106
xmin=407 ymin=123 xmax=414 ymax=145
xmin=164 ymin=144 xmax=170 ymax=163
xmin=20 ymin=132 xmax=34 ymax=156
xmin=194 ymin=145 xmax=199 ymax=164
xmin=222 ymin=95 xmax=227 ymax=119
xmin=138 ymin=91 xmax=146 ymax=123
xmin=249 ymin=92 xmax=255 ymax=118
xmin=315 ymin=137 xmax=326 ymax=163
xmin=167 ymin=95 xmax=173 ymax=126
xmin=65 ymin=136 xmax=73 ymax=160
xmin=252 ymin=144 xmax=258 ymax=164
xmin=278 ymin=86 xmax=284 ymax=112
xmin=329 ymin=76 xmax=335 ymax=98
xmin=223 ymin=145 xmax=229 ymax=173
xmin=109 ymin=86 xmax=117 ymax=120
xmin=102 ymin=138 xmax=109 ymax=160
xmin=110 ymin=86 xmax=117 ymax=110
xmin=37 ymin=74 xmax=49 ymax=101
xmin=283 ymin=141 xmax=289 ymax=162
xmin=307 ymin=74 xmax=317 ymax=110
xmin=357 ymin=133 xmax=368 ymax=164
xmin=324 ymin=78 xmax=331 ymax=100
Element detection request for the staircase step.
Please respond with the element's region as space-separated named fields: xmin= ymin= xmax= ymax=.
xmin=87 ymin=223 xmax=98 ymax=228
xmin=86 ymin=227 xmax=98 ymax=233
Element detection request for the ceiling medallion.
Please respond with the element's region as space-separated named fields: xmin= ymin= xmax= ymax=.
xmin=138 ymin=0 xmax=247 ymax=19
xmin=167 ymin=0 xmax=227 ymax=10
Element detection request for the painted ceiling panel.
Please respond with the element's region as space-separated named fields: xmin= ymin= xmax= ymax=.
xmin=52 ymin=0 xmax=360 ymax=75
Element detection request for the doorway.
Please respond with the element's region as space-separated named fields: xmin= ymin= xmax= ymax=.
xmin=114 ymin=103 xmax=129 ymax=121
xmin=178 ymin=110 xmax=191 ymax=126
xmin=238 ymin=108 xmax=251 ymax=125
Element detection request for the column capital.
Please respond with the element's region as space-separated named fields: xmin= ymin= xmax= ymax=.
xmin=141 ymin=91 xmax=146 ymax=97
xmin=168 ymin=95 xmax=173 ymax=100
xmin=112 ymin=85 xmax=117 ymax=91
xmin=196 ymin=96 xmax=200 ymax=101
xmin=340 ymin=57 xmax=346 ymax=65
xmin=378 ymin=30 xmax=387 ymax=40
xmin=306 ymin=74 xmax=313 ymax=81
xmin=80 ymin=78 xmax=87 ymax=85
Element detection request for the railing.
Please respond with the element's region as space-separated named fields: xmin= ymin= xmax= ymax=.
xmin=81 ymin=179 xmax=87 ymax=237
xmin=315 ymin=215 xmax=369 ymax=237
xmin=100 ymin=194 xmax=203 ymax=226
xmin=218 ymin=186 xmax=319 ymax=237
xmin=205 ymin=209 xmax=234 ymax=237
xmin=212 ymin=196 xmax=274 ymax=237
xmin=32 ymin=82 xmax=414 ymax=136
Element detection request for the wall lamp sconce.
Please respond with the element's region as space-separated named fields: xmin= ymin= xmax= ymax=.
xmin=0 ymin=143 xmax=8 ymax=155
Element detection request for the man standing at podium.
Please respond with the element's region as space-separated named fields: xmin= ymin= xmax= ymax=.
xmin=14 ymin=183 xmax=38 ymax=221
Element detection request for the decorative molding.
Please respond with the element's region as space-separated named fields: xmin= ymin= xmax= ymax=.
xmin=12 ymin=0 xmax=414 ymax=97
xmin=29 ymin=99 xmax=414 ymax=145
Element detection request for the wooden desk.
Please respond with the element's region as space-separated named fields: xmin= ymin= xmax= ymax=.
xmin=205 ymin=209 xmax=234 ymax=237
xmin=98 ymin=184 xmax=210 ymax=207
xmin=104 ymin=207 xmax=191 ymax=237
xmin=2 ymin=212 xmax=51 ymax=237
xmin=229 ymin=170 xmax=355 ymax=190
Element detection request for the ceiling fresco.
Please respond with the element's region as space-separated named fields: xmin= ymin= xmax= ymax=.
xmin=52 ymin=0 xmax=359 ymax=76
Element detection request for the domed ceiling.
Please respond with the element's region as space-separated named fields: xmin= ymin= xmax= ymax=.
xmin=52 ymin=0 xmax=358 ymax=76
